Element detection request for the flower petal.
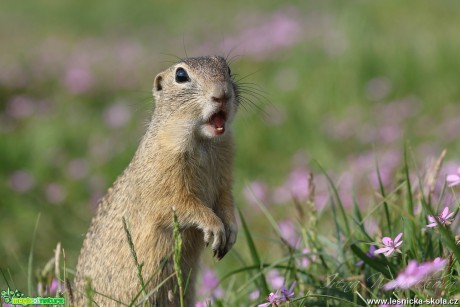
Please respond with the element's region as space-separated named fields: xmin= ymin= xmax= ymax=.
xmin=432 ymin=257 xmax=447 ymax=270
xmin=382 ymin=237 xmax=393 ymax=246
xmin=288 ymin=281 xmax=297 ymax=293
xmin=427 ymin=216 xmax=436 ymax=223
xmin=441 ymin=207 xmax=449 ymax=219
xmin=384 ymin=248 xmax=395 ymax=257
xmin=446 ymin=175 xmax=460 ymax=182
xmin=374 ymin=247 xmax=391 ymax=255
xmin=383 ymin=279 xmax=399 ymax=290
xmin=405 ymin=261 xmax=419 ymax=274
xmin=394 ymin=232 xmax=403 ymax=244
xmin=426 ymin=222 xmax=438 ymax=228
xmin=394 ymin=240 xmax=403 ymax=248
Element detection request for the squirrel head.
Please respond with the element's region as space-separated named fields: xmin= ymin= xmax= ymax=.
xmin=152 ymin=56 xmax=239 ymax=141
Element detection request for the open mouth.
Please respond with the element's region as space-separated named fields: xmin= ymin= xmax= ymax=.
xmin=208 ymin=111 xmax=227 ymax=135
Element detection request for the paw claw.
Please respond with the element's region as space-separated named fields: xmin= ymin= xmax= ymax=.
xmin=220 ymin=222 xmax=237 ymax=260
xmin=202 ymin=216 xmax=228 ymax=258
xmin=219 ymin=248 xmax=228 ymax=260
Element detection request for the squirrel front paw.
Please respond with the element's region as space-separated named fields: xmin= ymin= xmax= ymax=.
xmin=218 ymin=221 xmax=238 ymax=260
xmin=202 ymin=218 xmax=227 ymax=259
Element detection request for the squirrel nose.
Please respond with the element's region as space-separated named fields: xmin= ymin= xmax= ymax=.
xmin=212 ymin=94 xmax=228 ymax=104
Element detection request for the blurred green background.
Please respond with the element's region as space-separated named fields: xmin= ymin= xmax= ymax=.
xmin=1 ymin=0 xmax=460 ymax=293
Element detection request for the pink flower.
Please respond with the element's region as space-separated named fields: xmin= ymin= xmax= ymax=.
xmin=221 ymin=8 xmax=302 ymax=60
xmin=6 ymin=95 xmax=36 ymax=119
xmin=418 ymin=257 xmax=447 ymax=273
xmin=280 ymin=281 xmax=296 ymax=301
xmin=258 ymin=281 xmax=296 ymax=307
xmin=258 ymin=292 xmax=280 ymax=307
xmin=243 ymin=181 xmax=268 ymax=207
xmin=103 ymin=102 xmax=131 ymax=129
xmin=427 ymin=207 xmax=455 ymax=228
xmin=383 ymin=258 xmax=447 ymax=290
xmin=267 ymin=270 xmax=285 ymax=289
xmin=273 ymin=168 xmax=310 ymax=204
xmin=374 ymin=233 xmax=403 ymax=257
xmin=67 ymin=159 xmax=89 ymax=180
xmin=277 ymin=220 xmax=300 ymax=248
xmin=249 ymin=289 xmax=260 ymax=300
xmin=446 ymin=167 xmax=460 ymax=187
xmin=37 ymin=278 xmax=60 ymax=296
xmin=45 ymin=183 xmax=67 ymax=204
xmin=298 ymin=248 xmax=312 ymax=268
xmin=195 ymin=300 xmax=211 ymax=307
xmin=197 ymin=267 xmax=223 ymax=299
xmin=64 ymin=65 xmax=93 ymax=94
xmin=9 ymin=170 xmax=34 ymax=193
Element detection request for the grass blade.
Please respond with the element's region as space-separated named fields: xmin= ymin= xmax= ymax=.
xmin=350 ymin=243 xmax=395 ymax=279
xmin=352 ymin=191 xmax=373 ymax=242
xmin=172 ymin=209 xmax=184 ymax=307
xmin=236 ymin=207 xmax=269 ymax=295
xmin=28 ymin=213 xmax=41 ymax=296
xmin=122 ymin=217 xmax=147 ymax=298
xmin=403 ymin=145 xmax=419 ymax=259
xmin=330 ymin=198 xmax=346 ymax=262
xmin=375 ymin=157 xmax=392 ymax=234
xmin=315 ymin=161 xmax=351 ymax=236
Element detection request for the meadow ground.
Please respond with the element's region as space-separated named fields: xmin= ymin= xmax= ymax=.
xmin=1 ymin=1 xmax=459 ymax=305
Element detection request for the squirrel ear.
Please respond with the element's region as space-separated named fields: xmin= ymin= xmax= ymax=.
xmin=153 ymin=73 xmax=163 ymax=93
xmin=153 ymin=73 xmax=164 ymax=101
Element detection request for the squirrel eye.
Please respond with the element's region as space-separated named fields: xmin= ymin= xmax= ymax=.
xmin=175 ymin=67 xmax=190 ymax=83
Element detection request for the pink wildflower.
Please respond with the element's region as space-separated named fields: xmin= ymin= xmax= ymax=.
xmin=374 ymin=233 xmax=403 ymax=257
xmin=197 ymin=267 xmax=223 ymax=301
xmin=258 ymin=281 xmax=296 ymax=307
xmin=427 ymin=207 xmax=455 ymax=228
xmin=273 ymin=168 xmax=310 ymax=204
xmin=258 ymin=292 xmax=281 ymax=307
xmin=267 ymin=270 xmax=285 ymax=289
xmin=195 ymin=300 xmax=211 ymax=307
xmin=64 ymin=65 xmax=93 ymax=94
xmin=298 ymin=248 xmax=311 ymax=268
xmin=103 ymin=102 xmax=131 ymax=129
xmin=446 ymin=167 xmax=460 ymax=187
xmin=278 ymin=220 xmax=300 ymax=248
xmin=243 ymin=181 xmax=268 ymax=207
xmin=383 ymin=258 xmax=447 ymax=290
xmin=9 ymin=170 xmax=34 ymax=193
xmin=249 ymin=289 xmax=260 ymax=300
xmin=280 ymin=281 xmax=296 ymax=301
xmin=418 ymin=257 xmax=447 ymax=273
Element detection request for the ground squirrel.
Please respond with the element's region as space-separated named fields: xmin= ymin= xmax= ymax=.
xmin=74 ymin=56 xmax=239 ymax=306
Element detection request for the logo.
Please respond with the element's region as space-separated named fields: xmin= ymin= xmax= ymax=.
xmin=1 ymin=288 xmax=24 ymax=304
xmin=1 ymin=287 xmax=65 ymax=306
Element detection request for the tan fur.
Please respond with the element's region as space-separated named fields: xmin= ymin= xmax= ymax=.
xmin=74 ymin=56 xmax=239 ymax=306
